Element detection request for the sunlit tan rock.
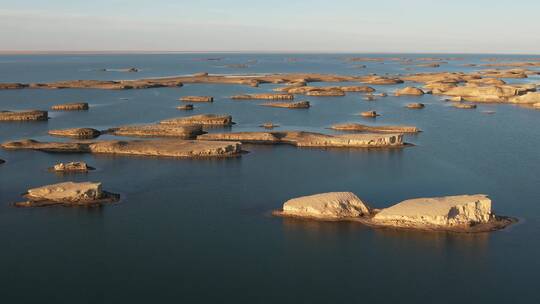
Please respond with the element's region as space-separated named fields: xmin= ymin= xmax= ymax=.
xmin=259 ymin=122 xmax=279 ymax=129
xmin=179 ymin=96 xmax=213 ymax=103
xmin=508 ymin=92 xmax=540 ymax=104
xmin=281 ymin=192 xmax=371 ymax=219
xmin=177 ymin=104 xmax=194 ymax=110
xmin=199 ymin=131 xmax=404 ymax=148
xmin=106 ymin=124 xmax=204 ymax=138
xmin=48 ymin=128 xmax=101 ymax=139
xmin=360 ymin=111 xmax=379 ymax=117
xmin=330 ymin=123 xmax=419 ymax=133
xmin=260 ymin=101 xmax=310 ymax=109
xmin=358 ymin=75 xmax=403 ymax=85
xmin=340 ymin=86 xmax=376 ymax=93
xmin=160 ymin=114 xmax=233 ymax=126
xmin=231 ymin=93 xmax=294 ymax=100
xmin=2 ymin=139 xmax=243 ymax=158
xmin=395 ymin=87 xmax=425 ymax=96
xmin=14 ymin=181 xmax=119 ymax=207
xmin=51 ymin=161 xmax=93 ymax=172
xmin=306 ymin=89 xmax=345 ymax=97
xmin=51 ymin=102 xmax=89 ymax=111
xmin=371 ymin=195 xmax=493 ymax=228
xmin=453 ymin=103 xmax=477 ymax=109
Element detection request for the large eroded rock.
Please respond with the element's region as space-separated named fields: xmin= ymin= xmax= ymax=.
xmin=281 ymin=192 xmax=371 ymax=219
xmin=371 ymin=194 xmax=492 ymax=228
xmin=1 ymin=139 xmax=243 ymax=158
xmin=198 ymin=131 xmax=404 ymax=148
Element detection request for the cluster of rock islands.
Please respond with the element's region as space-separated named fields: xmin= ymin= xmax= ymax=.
xmin=1 ymin=57 xmax=535 ymax=231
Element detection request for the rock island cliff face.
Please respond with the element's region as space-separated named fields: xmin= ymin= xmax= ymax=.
xmin=370 ymin=194 xmax=492 ymax=229
xmin=275 ymin=192 xmax=514 ymax=232
xmin=281 ymin=192 xmax=370 ymax=219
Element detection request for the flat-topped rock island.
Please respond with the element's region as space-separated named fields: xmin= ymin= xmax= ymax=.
xmin=198 ymin=131 xmax=405 ymax=148
xmin=14 ymin=182 xmax=119 ymax=207
xmin=274 ymin=192 xmax=516 ymax=232
xmin=1 ymin=139 xmax=243 ymax=158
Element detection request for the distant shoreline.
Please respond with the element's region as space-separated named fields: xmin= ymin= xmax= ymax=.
xmin=0 ymin=50 xmax=540 ymax=56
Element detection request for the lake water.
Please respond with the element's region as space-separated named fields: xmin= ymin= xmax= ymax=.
xmin=0 ymin=53 xmax=539 ymax=303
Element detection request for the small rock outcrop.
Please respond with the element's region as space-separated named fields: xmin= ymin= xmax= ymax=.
xmin=453 ymin=103 xmax=477 ymax=109
xmin=50 ymin=161 xmax=94 ymax=172
xmin=260 ymin=122 xmax=279 ymax=129
xmin=107 ymin=124 xmax=204 ymax=138
xmin=14 ymin=182 xmax=119 ymax=207
xmin=160 ymin=114 xmax=233 ymax=126
xmin=358 ymin=76 xmax=404 ymax=85
xmin=0 ymin=110 xmax=48 ymax=121
xmin=177 ymin=104 xmax=194 ymax=111
xmin=232 ymin=93 xmax=294 ymax=100
xmin=51 ymin=102 xmax=89 ymax=111
xmin=279 ymin=192 xmax=371 ymax=219
xmin=330 ymin=123 xmax=419 ymax=133
xmin=395 ymin=87 xmax=425 ymax=96
xmin=340 ymin=86 xmax=376 ymax=93
xmin=360 ymin=111 xmax=379 ymax=117
xmin=261 ymin=101 xmax=310 ymax=109
xmin=179 ymin=96 xmax=214 ymax=103
xmin=364 ymin=96 xmax=376 ymax=101
xmin=406 ymin=103 xmax=425 ymax=109
xmin=48 ymin=128 xmax=101 ymax=139
xmin=0 ymin=158 xmax=5 ymax=164
xmin=306 ymin=89 xmax=345 ymax=97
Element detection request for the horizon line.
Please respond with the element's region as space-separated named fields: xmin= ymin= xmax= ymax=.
xmin=1 ymin=50 xmax=540 ymax=56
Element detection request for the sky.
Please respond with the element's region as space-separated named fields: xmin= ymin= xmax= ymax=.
xmin=1 ymin=0 xmax=539 ymax=53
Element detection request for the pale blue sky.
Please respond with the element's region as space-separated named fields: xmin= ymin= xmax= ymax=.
xmin=1 ymin=0 xmax=539 ymax=53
